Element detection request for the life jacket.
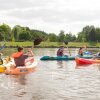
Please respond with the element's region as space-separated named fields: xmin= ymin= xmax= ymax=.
xmin=12 ymin=51 xmax=24 ymax=58
xmin=57 ymin=49 xmax=63 ymax=56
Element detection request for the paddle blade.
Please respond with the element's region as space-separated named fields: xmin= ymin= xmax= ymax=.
xmin=64 ymin=40 xmax=68 ymax=45
xmin=33 ymin=38 xmax=42 ymax=45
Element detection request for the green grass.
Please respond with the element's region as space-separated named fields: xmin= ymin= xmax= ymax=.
xmin=0 ymin=42 xmax=33 ymax=47
xmin=0 ymin=41 xmax=100 ymax=48
xmin=38 ymin=42 xmax=100 ymax=48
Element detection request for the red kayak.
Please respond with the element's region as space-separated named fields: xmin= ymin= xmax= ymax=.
xmin=75 ymin=57 xmax=100 ymax=65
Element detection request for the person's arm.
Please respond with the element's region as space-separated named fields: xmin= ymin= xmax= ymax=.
xmin=27 ymin=49 xmax=34 ymax=57
xmin=63 ymin=48 xmax=69 ymax=56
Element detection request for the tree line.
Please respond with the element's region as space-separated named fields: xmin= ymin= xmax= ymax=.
xmin=0 ymin=24 xmax=100 ymax=42
xmin=77 ymin=25 xmax=100 ymax=42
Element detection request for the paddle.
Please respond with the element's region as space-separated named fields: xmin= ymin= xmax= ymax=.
xmin=33 ymin=38 xmax=42 ymax=47
xmin=0 ymin=42 xmax=6 ymax=51
xmin=25 ymin=38 xmax=43 ymax=55
xmin=64 ymin=40 xmax=71 ymax=56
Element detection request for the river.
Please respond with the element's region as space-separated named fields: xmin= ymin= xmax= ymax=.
xmin=0 ymin=48 xmax=100 ymax=100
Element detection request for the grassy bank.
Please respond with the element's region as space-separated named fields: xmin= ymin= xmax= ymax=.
xmin=37 ymin=42 xmax=100 ymax=48
xmin=0 ymin=42 xmax=100 ymax=48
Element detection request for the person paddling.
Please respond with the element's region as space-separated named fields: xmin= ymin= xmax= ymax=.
xmin=12 ymin=47 xmax=34 ymax=67
xmin=78 ymin=47 xmax=84 ymax=56
xmin=57 ymin=46 xmax=68 ymax=57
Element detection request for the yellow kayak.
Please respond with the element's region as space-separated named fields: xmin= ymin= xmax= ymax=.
xmin=0 ymin=65 xmax=6 ymax=73
xmin=0 ymin=57 xmax=14 ymax=73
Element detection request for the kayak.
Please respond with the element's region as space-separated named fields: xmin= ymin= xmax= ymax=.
xmin=0 ymin=58 xmax=14 ymax=73
xmin=5 ymin=57 xmax=37 ymax=75
xmin=40 ymin=55 xmax=74 ymax=60
xmin=75 ymin=57 xmax=100 ymax=65
xmin=40 ymin=55 xmax=93 ymax=61
xmin=0 ymin=65 xmax=6 ymax=73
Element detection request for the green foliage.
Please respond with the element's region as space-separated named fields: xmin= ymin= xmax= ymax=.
xmin=58 ymin=30 xmax=65 ymax=42
xmin=95 ymin=28 xmax=100 ymax=42
xmin=88 ymin=42 xmax=97 ymax=46
xmin=77 ymin=32 xmax=86 ymax=42
xmin=0 ymin=23 xmax=12 ymax=41
xmin=64 ymin=33 xmax=76 ymax=42
xmin=19 ymin=30 xmax=31 ymax=41
xmin=48 ymin=33 xmax=57 ymax=42
xmin=77 ymin=25 xmax=100 ymax=42
xmin=12 ymin=25 xmax=22 ymax=41
xmin=0 ymin=24 xmax=77 ymax=43
xmin=88 ymin=28 xmax=96 ymax=42
xmin=30 ymin=29 xmax=48 ymax=41
xmin=0 ymin=23 xmax=100 ymax=43
xmin=0 ymin=32 xmax=4 ymax=41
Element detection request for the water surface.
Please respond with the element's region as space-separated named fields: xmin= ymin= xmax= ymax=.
xmin=0 ymin=48 xmax=100 ymax=100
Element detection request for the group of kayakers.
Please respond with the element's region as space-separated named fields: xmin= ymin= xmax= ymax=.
xmin=57 ymin=46 xmax=100 ymax=60
xmin=0 ymin=45 xmax=100 ymax=68
xmin=57 ymin=46 xmax=85 ymax=57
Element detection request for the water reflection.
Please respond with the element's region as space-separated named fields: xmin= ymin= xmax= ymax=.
xmin=57 ymin=61 xmax=64 ymax=68
xmin=95 ymin=64 xmax=100 ymax=71
xmin=14 ymin=75 xmax=27 ymax=85
xmin=75 ymin=64 xmax=92 ymax=69
xmin=75 ymin=63 xmax=100 ymax=71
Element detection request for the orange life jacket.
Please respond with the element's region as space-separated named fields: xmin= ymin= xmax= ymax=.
xmin=12 ymin=51 xmax=24 ymax=58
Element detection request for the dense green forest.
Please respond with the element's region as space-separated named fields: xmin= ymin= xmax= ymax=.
xmin=0 ymin=24 xmax=100 ymax=42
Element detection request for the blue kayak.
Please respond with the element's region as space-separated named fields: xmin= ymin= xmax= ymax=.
xmin=40 ymin=55 xmax=93 ymax=61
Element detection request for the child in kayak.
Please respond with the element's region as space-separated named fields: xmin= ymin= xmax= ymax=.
xmin=78 ymin=47 xmax=84 ymax=56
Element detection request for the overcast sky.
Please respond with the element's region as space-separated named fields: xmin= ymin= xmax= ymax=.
xmin=0 ymin=0 xmax=100 ymax=35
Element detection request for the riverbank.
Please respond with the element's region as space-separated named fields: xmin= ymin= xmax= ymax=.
xmin=0 ymin=42 xmax=100 ymax=48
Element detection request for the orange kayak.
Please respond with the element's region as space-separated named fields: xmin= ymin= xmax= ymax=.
xmin=75 ymin=57 xmax=100 ymax=65
xmin=5 ymin=58 xmax=37 ymax=75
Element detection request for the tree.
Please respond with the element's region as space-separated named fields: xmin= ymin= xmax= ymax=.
xmin=77 ymin=32 xmax=86 ymax=42
xmin=0 ymin=32 xmax=3 ymax=41
xmin=58 ymin=30 xmax=65 ymax=42
xmin=19 ymin=30 xmax=31 ymax=41
xmin=77 ymin=25 xmax=95 ymax=42
xmin=88 ymin=28 xmax=96 ymax=42
xmin=0 ymin=23 xmax=12 ymax=41
xmin=12 ymin=25 xmax=22 ymax=41
xmin=30 ymin=30 xmax=48 ymax=41
xmin=48 ymin=33 xmax=57 ymax=42
xmin=95 ymin=28 xmax=100 ymax=42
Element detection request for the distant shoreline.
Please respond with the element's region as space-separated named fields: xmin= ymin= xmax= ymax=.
xmin=5 ymin=46 xmax=100 ymax=48
xmin=1 ymin=42 xmax=100 ymax=48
